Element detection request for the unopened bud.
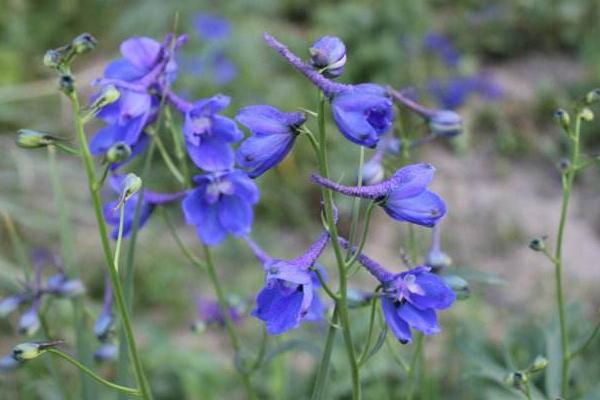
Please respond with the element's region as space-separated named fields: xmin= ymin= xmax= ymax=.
xmin=429 ymin=110 xmax=463 ymax=137
xmin=578 ymin=107 xmax=594 ymax=122
xmin=18 ymin=308 xmax=40 ymax=336
xmin=425 ymin=249 xmax=452 ymax=271
xmin=90 ymin=85 xmax=120 ymax=113
xmin=16 ymin=129 xmax=57 ymax=149
xmin=59 ymin=75 xmax=75 ymax=95
xmin=557 ymin=158 xmax=570 ymax=174
xmin=93 ymin=344 xmax=117 ymax=362
xmin=72 ymin=33 xmax=97 ymax=55
xmin=529 ymin=355 xmax=549 ymax=373
xmin=0 ymin=355 xmax=21 ymax=372
xmin=94 ymin=311 xmax=115 ymax=342
xmin=106 ymin=142 xmax=132 ymax=164
xmin=585 ymin=89 xmax=600 ymax=105
xmin=191 ymin=320 xmax=207 ymax=334
xmin=554 ymin=109 xmax=570 ymax=131
xmin=359 ymin=161 xmax=385 ymax=185
xmin=309 ymin=36 xmax=346 ymax=78
xmin=505 ymin=371 xmax=527 ymax=388
xmin=12 ymin=340 xmax=62 ymax=361
xmin=529 ymin=237 xmax=546 ymax=252
xmin=442 ymin=275 xmax=470 ymax=300
xmin=121 ymin=173 xmax=142 ymax=203
xmin=43 ymin=45 xmax=73 ymax=70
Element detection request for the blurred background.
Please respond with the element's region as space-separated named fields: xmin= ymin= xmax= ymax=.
xmin=2 ymin=0 xmax=600 ymax=399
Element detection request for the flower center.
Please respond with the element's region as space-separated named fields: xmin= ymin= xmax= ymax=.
xmin=392 ymin=273 xmax=424 ymax=302
xmin=191 ymin=116 xmax=212 ymax=136
xmin=205 ymin=178 xmax=234 ymax=204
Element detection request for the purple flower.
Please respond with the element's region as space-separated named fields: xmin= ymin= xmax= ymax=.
xmin=424 ymin=33 xmax=460 ymax=68
xmin=211 ymin=52 xmax=238 ymax=85
xmin=340 ymin=238 xmax=455 ymax=344
xmin=94 ymin=277 xmax=114 ymax=342
xmin=309 ymin=36 xmax=346 ymax=78
xmin=245 ymin=232 xmax=329 ymax=335
xmin=311 ymin=163 xmax=446 ymax=227
xmin=193 ymin=13 xmax=231 ymax=41
xmin=428 ymin=74 xmax=502 ymax=111
xmin=0 ymin=296 xmax=25 ymax=318
xmin=45 ymin=273 xmax=85 ymax=298
xmin=194 ymin=295 xmax=244 ymax=329
xmin=263 ymin=33 xmax=393 ymax=148
xmin=236 ymin=105 xmax=306 ymax=178
xmin=177 ymin=94 xmax=243 ymax=172
xmin=182 ymin=170 xmax=259 ymax=246
xmin=103 ymin=175 xmax=185 ymax=240
xmin=94 ymin=344 xmax=118 ymax=362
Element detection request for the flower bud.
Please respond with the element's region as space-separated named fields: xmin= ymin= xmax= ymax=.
xmin=425 ymin=249 xmax=452 ymax=271
xmin=528 ymin=237 xmax=546 ymax=252
xmin=359 ymin=160 xmax=385 ymax=185
xmin=47 ymin=274 xmax=86 ymax=298
xmin=43 ymin=45 xmax=73 ymax=69
xmin=94 ymin=344 xmax=117 ymax=363
xmin=12 ymin=340 xmax=62 ymax=362
xmin=442 ymin=275 xmax=470 ymax=300
xmin=528 ymin=355 xmax=549 ymax=373
xmin=191 ymin=320 xmax=207 ymax=334
xmin=578 ymin=107 xmax=594 ymax=122
xmin=94 ymin=311 xmax=115 ymax=342
xmin=346 ymin=288 xmax=373 ymax=309
xmin=16 ymin=129 xmax=57 ymax=149
xmin=90 ymin=85 xmax=121 ymax=112
xmin=385 ymin=138 xmax=403 ymax=156
xmin=585 ymin=89 xmax=600 ymax=105
xmin=18 ymin=308 xmax=40 ymax=336
xmin=72 ymin=33 xmax=97 ymax=55
xmin=121 ymin=173 xmax=142 ymax=203
xmin=309 ymin=36 xmax=346 ymax=78
xmin=0 ymin=296 xmax=24 ymax=318
xmin=106 ymin=142 xmax=132 ymax=164
xmin=556 ymin=158 xmax=570 ymax=174
xmin=554 ymin=109 xmax=570 ymax=131
xmin=429 ymin=110 xmax=463 ymax=137
xmin=504 ymin=371 xmax=527 ymax=388
xmin=59 ymin=75 xmax=75 ymax=95
xmin=0 ymin=355 xmax=21 ymax=372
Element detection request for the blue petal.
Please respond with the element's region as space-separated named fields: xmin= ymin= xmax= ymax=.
xmin=90 ymin=124 xmax=123 ymax=155
xmin=397 ymin=303 xmax=440 ymax=335
xmin=104 ymin=59 xmax=145 ymax=81
xmin=236 ymin=133 xmax=296 ymax=178
xmin=186 ymin=137 xmax=234 ymax=172
xmin=388 ymin=163 xmax=436 ymax=199
xmin=193 ymin=204 xmax=227 ymax=245
xmin=252 ymin=286 xmax=304 ymax=335
xmin=381 ymin=297 xmax=412 ymax=343
xmin=182 ymin=187 xmax=208 ymax=225
xmin=120 ymin=37 xmax=161 ymax=72
xmin=228 ymin=170 xmax=260 ymax=204
xmin=211 ymin=115 xmax=243 ymax=142
xmin=217 ymin=195 xmax=253 ymax=237
xmin=409 ymin=272 xmax=456 ymax=310
xmin=236 ymin=105 xmax=304 ymax=136
xmin=190 ymin=94 xmax=230 ymax=117
xmin=383 ymin=190 xmax=446 ymax=227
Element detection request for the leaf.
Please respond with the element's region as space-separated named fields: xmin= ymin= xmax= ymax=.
xmin=544 ymin=319 xmax=562 ymax=398
xmin=363 ymin=327 xmax=388 ymax=364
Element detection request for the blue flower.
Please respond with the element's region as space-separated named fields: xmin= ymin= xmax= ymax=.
xmin=425 ymin=224 xmax=452 ymax=271
xmin=193 ymin=13 xmax=231 ymax=41
xmin=245 ymin=232 xmax=329 ymax=335
xmin=103 ymin=175 xmax=185 ymax=240
xmin=236 ymin=105 xmax=306 ymax=178
xmin=182 ymin=170 xmax=259 ymax=246
xmin=340 ymin=238 xmax=455 ymax=344
xmin=428 ymin=74 xmax=502 ymax=111
xmin=423 ymin=33 xmax=460 ymax=68
xmin=310 ymin=36 xmax=346 ymax=78
xmin=182 ymin=94 xmax=243 ymax=172
xmin=311 ymin=163 xmax=446 ymax=227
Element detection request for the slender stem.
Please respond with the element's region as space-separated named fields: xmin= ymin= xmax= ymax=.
xmin=1 ymin=211 xmax=32 ymax=281
xmin=201 ymin=244 xmax=255 ymax=399
xmin=68 ymin=91 xmax=153 ymax=400
xmin=165 ymin=106 xmax=191 ymax=188
xmin=39 ymin=312 xmax=71 ymax=400
xmin=554 ymin=115 xmax=581 ymax=397
xmin=114 ymin=205 xmax=126 ymax=273
xmin=152 ymin=131 xmax=184 ymax=184
xmin=358 ymin=295 xmax=379 ymax=366
xmin=310 ymin=308 xmax=339 ymax=400
xmin=569 ymin=318 xmax=600 ymax=360
xmin=250 ymin=327 xmax=269 ymax=373
xmin=345 ymin=201 xmax=376 ymax=270
xmin=312 ymin=267 xmax=338 ymax=301
xmin=314 ymin=91 xmax=361 ymax=399
xmin=345 ymin=147 xmax=365 ymax=261
xmin=94 ymin=164 xmax=110 ymax=191
xmin=54 ymin=142 xmax=81 ymax=156
xmin=406 ymin=333 xmax=424 ymax=400
xmin=522 ymin=380 xmax=533 ymax=400
xmin=161 ymin=208 xmax=206 ymax=270
xmin=48 ymin=145 xmax=96 ymax=400
xmin=47 ymin=349 xmax=140 ymax=396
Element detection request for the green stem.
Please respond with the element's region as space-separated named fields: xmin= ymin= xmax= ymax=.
xmin=315 ymin=92 xmax=361 ymax=399
xmin=54 ymin=142 xmax=81 ymax=156
xmin=47 ymin=145 xmax=96 ymax=400
xmin=569 ymin=318 xmax=600 ymax=360
xmin=201 ymin=244 xmax=255 ymax=399
xmin=165 ymin=106 xmax=191 ymax=188
xmin=39 ymin=312 xmax=71 ymax=400
xmin=310 ymin=307 xmax=339 ymax=400
xmin=68 ymin=91 xmax=153 ymax=400
xmin=345 ymin=147 xmax=365 ymax=261
xmin=345 ymin=201 xmax=376 ymax=271
xmin=554 ymin=115 xmax=581 ymax=397
xmin=358 ymin=293 xmax=380 ymax=366
xmin=114 ymin=205 xmax=126 ymax=273
xmin=152 ymin=131 xmax=184 ymax=184
xmin=406 ymin=333 xmax=424 ymax=400
xmin=47 ymin=349 xmax=140 ymax=396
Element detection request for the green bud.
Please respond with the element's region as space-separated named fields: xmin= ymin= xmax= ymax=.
xmin=585 ymin=89 xmax=600 ymax=105
xmin=505 ymin=371 xmax=527 ymax=388
xmin=556 ymin=158 xmax=571 ymax=174
xmin=442 ymin=275 xmax=470 ymax=300
xmin=529 ymin=237 xmax=546 ymax=252
xmin=529 ymin=355 xmax=549 ymax=373
xmin=121 ymin=173 xmax=142 ymax=203
xmin=43 ymin=45 xmax=73 ymax=70
xmin=191 ymin=321 xmax=207 ymax=334
xmin=554 ymin=109 xmax=570 ymax=131
xmin=12 ymin=340 xmax=62 ymax=362
xmin=59 ymin=75 xmax=75 ymax=95
xmin=72 ymin=33 xmax=97 ymax=54
xmin=106 ymin=142 xmax=132 ymax=164
xmin=578 ymin=107 xmax=594 ymax=122
xmin=16 ymin=129 xmax=56 ymax=149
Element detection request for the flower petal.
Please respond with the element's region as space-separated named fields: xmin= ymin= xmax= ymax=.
xmin=252 ymin=286 xmax=304 ymax=335
xmin=217 ymin=194 xmax=253 ymax=237
xmin=383 ymin=190 xmax=446 ymax=227
xmin=397 ymin=303 xmax=440 ymax=335
xmin=186 ymin=137 xmax=234 ymax=172
xmin=409 ymin=272 xmax=456 ymax=310
xmin=120 ymin=37 xmax=161 ymax=71
xmin=236 ymin=133 xmax=296 ymax=178
xmin=381 ymin=297 xmax=412 ymax=343
xmin=211 ymin=115 xmax=243 ymax=142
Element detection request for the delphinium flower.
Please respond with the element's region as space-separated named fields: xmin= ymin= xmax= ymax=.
xmin=312 ymin=163 xmax=446 ymax=227
xmin=236 ymin=105 xmax=306 ymax=178
xmin=340 ymin=238 xmax=455 ymax=343
xmin=193 ymin=13 xmax=231 ymax=42
xmin=191 ymin=294 xmax=245 ymax=333
xmin=423 ymin=32 xmax=460 ymax=68
xmin=93 ymin=276 xmax=118 ymax=363
xmin=90 ymin=34 xmax=187 ymax=160
xmin=244 ymin=233 xmax=329 ymax=335
xmin=166 ymin=92 xmax=243 ymax=171
xmin=263 ymin=33 xmax=393 ymax=148
xmin=425 ymin=224 xmax=452 ymax=272
xmin=103 ymin=175 xmax=186 ymax=240
xmin=309 ymin=36 xmax=347 ymax=78
xmin=182 ymin=170 xmax=259 ymax=245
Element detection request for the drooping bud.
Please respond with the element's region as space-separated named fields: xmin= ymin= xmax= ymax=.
xmin=18 ymin=307 xmax=40 ymax=336
xmin=89 ymin=85 xmax=121 ymax=113
xmin=106 ymin=142 xmax=132 ymax=164
xmin=554 ymin=109 xmax=570 ymax=131
xmin=441 ymin=275 xmax=470 ymax=300
xmin=93 ymin=344 xmax=118 ymax=362
xmin=429 ymin=110 xmax=463 ymax=137
xmin=72 ymin=33 xmax=97 ymax=55
xmin=191 ymin=320 xmax=207 ymax=334
xmin=578 ymin=107 xmax=594 ymax=122
xmin=12 ymin=340 xmax=63 ymax=362
xmin=425 ymin=249 xmax=452 ymax=271
xmin=46 ymin=274 xmax=86 ymax=298
xmin=585 ymin=89 xmax=600 ymax=105
xmin=528 ymin=237 xmax=546 ymax=252
xmin=0 ymin=296 xmax=24 ymax=318
xmin=120 ymin=173 xmax=142 ymax=204
xmin=59 ymin=75 xmax=75 ymax=95
xmin=43 ymin=45 xmax=73 ymax=70
xmin=504 ymin=371 xmax=527 ymax=388
xmin=0 ymin=355 xmax=21 ymax=372
xmin=94 ymin=311 xmax=115 ymax=342
xmin=359 ymin=160 xmax=385 ymax=185
xmin=16 ymin=129 xmax=58 ymax=149
xmin=309 ymin=36 xmax=347 ymax=78
xmin=528 ymin=355 xmax=549 ymax=373
xmin=556 ymin=158 xmax=570 ymax=174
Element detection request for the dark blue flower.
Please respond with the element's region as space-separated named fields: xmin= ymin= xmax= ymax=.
xmin=181 ymin=94 xmax=243 ymax=171
xmin=311 ymin=163 xmax=446 ymax=227
xmin=310 ymin=36 xmax=346 ymax=78
xmin=182 ymin=170 xmax=259 ymax=246
xmin=428 ymin=74 xmax=502 ymax=111
xmin=245 ymin=232 xmax=329 ymax=335
xmin=193 ymin=13 xmax=231 ymax=41
xmin=340 ymin=238 xmax=455 ymax=344
xmin=103 ymin=175 xmax=185 ymax=240
xmin=236 ymin=105 xmax=306 ymax=178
